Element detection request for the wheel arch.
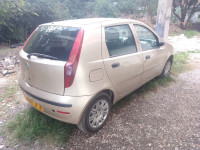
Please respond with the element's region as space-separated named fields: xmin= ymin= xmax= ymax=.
xmin=100 ymin=89 xmax=114 ymax=105
xmin=168 ymin=55 xmax=173 ymax=63
xmin=77 ymin=89 xmax=114 ymax=124
xmin=77 ymin=89 xmax=113 ymax=133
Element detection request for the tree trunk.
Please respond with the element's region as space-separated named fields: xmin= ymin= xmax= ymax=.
xmin=173 ymin=0 xmax=200 ymax=29
xmin=156 ymin=0 xmax=173 ymax=41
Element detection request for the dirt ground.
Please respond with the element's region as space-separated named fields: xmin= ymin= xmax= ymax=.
xmin=0 ymin=35 xmax=200 ymax=150
xmin=168 ymin=35 xmax=200 ymax=52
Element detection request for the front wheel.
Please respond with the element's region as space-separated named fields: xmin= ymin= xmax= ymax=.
xmin=160 ymin=59 xmax=172 ymax=77
xmin=77 ymin=93 xmax=111 ymax=133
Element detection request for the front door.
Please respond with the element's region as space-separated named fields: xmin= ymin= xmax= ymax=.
xmin=133 ymin=24 xmax=167 ymax=84
xmin=102 ymin=24 xmax=143 ymax=96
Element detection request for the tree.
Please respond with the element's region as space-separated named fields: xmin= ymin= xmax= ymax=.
xmin=94 ymin=0 xmax=119 ymax=17
xmin=25 ymin=0 xmax=71 ymax=33
xmin=0 ymin=0 xmax=71 ymax=43
xmin=0 ymin=0 xmax=160 ymax=44
xmin=0 ymin=0 xmax=27 ymax=43
xmin=118 ymin=0 xmax=158 ymax=23
xmin=172 ymin=0 xmax=200 ymax=27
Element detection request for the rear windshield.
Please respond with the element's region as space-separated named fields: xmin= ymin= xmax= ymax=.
xmin=23 ymin=25 xmax=80 ymax=61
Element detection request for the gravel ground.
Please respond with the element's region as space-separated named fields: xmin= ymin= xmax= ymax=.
xmin=65 ymin=60 xmax=200 ymax=150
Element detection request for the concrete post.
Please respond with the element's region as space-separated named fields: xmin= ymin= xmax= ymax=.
xmin=156 ymin=0 xmax=173 ymax=41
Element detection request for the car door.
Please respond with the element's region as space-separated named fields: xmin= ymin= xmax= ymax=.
xmin=133 ymin=24 xmax=167 ymax=85
xmin=102 ymin=24 xmax=143 ymax=97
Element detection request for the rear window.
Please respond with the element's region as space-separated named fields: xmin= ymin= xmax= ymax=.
xmin=23 ymin=25 xmax=80 ymax=61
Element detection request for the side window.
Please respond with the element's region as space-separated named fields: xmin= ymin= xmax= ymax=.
xmin=134 ymin=25 xmax=159 ymax=51
xmin=105 ymin=25 xmax=137 ymax=57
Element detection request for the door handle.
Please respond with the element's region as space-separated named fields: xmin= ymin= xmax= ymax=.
xmin=145 ymin=55 xmax=150 ymax=59
xmin=112 ymin=62 xmax=120 ymax=68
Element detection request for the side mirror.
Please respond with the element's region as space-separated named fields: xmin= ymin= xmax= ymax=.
xmin=158 ymin=42 xmax=165 ymax=46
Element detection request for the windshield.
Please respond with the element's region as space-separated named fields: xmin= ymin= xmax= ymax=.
xmin=23 ymin=25 xmax=80 ymax=61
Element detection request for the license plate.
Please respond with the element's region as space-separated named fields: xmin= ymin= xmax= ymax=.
xmin=25 ymin=97 xmax=44 ymax=112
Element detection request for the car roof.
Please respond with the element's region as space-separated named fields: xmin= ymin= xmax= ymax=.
xmin=41 ymin=18 xmax=143 ymax=27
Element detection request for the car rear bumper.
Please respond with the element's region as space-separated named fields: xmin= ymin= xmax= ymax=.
xmin=19 ymin=76 xmax=92 ymax=124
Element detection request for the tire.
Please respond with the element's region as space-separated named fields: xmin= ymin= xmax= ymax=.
xmin=160 ymin=59 xmax=172 ymax=78
xmin=77 ymin=93 xmax=111 ymax=133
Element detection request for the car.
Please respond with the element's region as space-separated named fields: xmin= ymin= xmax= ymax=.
xmin=19 ymin=18 xmax=174 ymax=133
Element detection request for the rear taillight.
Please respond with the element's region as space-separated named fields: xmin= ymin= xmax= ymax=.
xmin=64 ymin=28 xmax=84 ymax=88
xmin=21 ymin=27 xmax=38 ymax=50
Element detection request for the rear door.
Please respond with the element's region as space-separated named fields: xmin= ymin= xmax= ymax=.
xmin=102 ymin=24 xmax=143 ymax=97
xmin=133 ymin=24 xmax=167 ymax=84
xmin=20 ymin=25 xmax=80 ymax=95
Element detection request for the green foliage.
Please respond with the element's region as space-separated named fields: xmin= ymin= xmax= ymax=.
xmin=172 ymin=0 xmax=200 ymax=26
xmin=170 ymin=30 xmax=200 ymax=38
xmin=169 ymin=32 xmax=181 ymax=36
xmin=0 ymin=0 xmax=70 ymax=43
xmin=0 ymin=0 xmax=26 ymax=43
xmin=0 ymin=84 xmax=19 ymax=103
xmin=171 ymin=51 xmax=190 ymax=74
xmin=118 ymin=0 xmax=139 ymax=15
xmin=171 ymin=51 xmax=200 ymax=74
xmin=0 ymin=0 xmax=159 ymax=43
xmin=184 ymin=30 xmax=200 ymax=38
xmin=7 ymin=107 xmax=75 ymax=145
xmin=118 ymin=0 xmax=158 ymax=20
xmin=94 ymin=0 xmax=119 ymax=17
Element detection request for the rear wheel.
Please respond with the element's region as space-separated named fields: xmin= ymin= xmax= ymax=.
xmin=160 ymin=59 xmax=172 ymax=77
xmin=77 ymin=93 xmax=111 ymax=133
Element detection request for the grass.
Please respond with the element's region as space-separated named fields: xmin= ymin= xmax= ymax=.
xmin=7 ymin=108 xmax=75 ymax=146
xmin=184 ymin=30 xmax=200 ymax=38
xmin=5 ymin=51 xmax=199 ymax=146
xmin=0 ymin=47 xmax=12 ymax=55
xmin=0 ymin=46 xmax=20 ymax=58
xmin=170 ymin=32 xmax=182 ymax=36
xmin=0 ymin=85 xmax=19 ymax=103
xmin=171 ymin=51 xmax=190 ymax=74
xmin=170 ymin=30 xmax=200 ymax=38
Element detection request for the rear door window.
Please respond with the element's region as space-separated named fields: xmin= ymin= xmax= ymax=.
xmin=105 ymin=25 xmax=137 ymax=57
xmin=23 ymin=25 xmax=80 ymax=61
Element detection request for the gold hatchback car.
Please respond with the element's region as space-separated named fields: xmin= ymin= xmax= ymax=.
xmin=19 ymin=18 xmax=174 ymax=133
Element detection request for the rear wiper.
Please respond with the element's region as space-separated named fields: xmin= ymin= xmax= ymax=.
xmin=27 ymin=53 xmax=58 ymax=60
